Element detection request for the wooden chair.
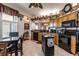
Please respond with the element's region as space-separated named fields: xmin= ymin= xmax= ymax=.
xmin=23 ymin=31 xmax=29 ymax=40
xmin=7 ymin=32 xmax=19 ymax=56
xmin=7 ymin=36 xmax=23 ymax=56
xmin=17 ymin=36 xmax=23 ymax=56
xmin=0 ymin=43 xmax=8 ymax=56
xmin=7 ymin=41 xmax=18 ymax=56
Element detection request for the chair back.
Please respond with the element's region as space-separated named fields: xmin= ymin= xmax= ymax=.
xmin=9 ymin=32 xmax=19 ymax=37
xmin=9 ymin=32 xmax=19 ymax=46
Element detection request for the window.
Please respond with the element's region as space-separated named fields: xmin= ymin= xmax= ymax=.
xmin=13 ymin=16 xmax=18 ymax=22
xmin=2 ymin=13 xmax=18 ymax=38
xmin=2 ymin=22 xmax=10 ymax=38
xmin=2 ymin=13 xmax=13 ymax=21
xmin=11 ymin=23 xmax=17 ymax=32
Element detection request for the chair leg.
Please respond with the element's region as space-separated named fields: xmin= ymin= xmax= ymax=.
xmin=15 ymin=41 xmax=18 ymax=56
xmin=20 ymin=48 xmax=23 ymax=56
xmin=10 ymin=51 xmax=12 ymax=56
xmin=21 ymin=41 xmax=23 ymax=56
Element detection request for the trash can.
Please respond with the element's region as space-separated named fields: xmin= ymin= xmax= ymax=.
xmin=42 ymin=35 xmax=54 ymax=56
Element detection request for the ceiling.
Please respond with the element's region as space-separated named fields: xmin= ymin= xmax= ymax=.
xmin=3 ymin=3 xmax=67 ymax=17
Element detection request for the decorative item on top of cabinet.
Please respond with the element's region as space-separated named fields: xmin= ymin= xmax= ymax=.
xmin=63 ymin=3 xmax=72 ymax=13
xmin=59 ymin=3 xmax=72 ymax=16
xmin=50 ymin=15 xmax=58 ymax=21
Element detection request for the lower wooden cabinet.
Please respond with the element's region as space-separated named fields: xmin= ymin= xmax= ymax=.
xmin=71 ymin=36 xmax=76 ymax=55
xmin=54 ymin=33 xmax=59 ymax=45
xmin=38 ymin=32 xmax=42 ymax=43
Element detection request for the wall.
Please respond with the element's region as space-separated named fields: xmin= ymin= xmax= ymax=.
xmin=23 ymin=16 xmax=29 ymax=32
xmin=0 ymin=13 xmax=2 ymax=39
xmin=30 ymin=20 xmax=38 ymax=30
xmin=18 ymin=19 xmax=24 ymax=37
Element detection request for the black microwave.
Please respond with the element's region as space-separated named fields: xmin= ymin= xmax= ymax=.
xmin=62 ymin=20 xmax=77 ymax=27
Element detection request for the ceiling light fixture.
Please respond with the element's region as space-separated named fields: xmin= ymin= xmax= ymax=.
xmin=29 ymin=3 xmax=43 ymax=9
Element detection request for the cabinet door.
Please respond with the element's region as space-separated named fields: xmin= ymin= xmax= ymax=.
xmin=54 ymin=33 xmax=59 ymax=45
xmin=71 ymin=36 xmax=76 ymax=55
xmin=62 ymin=16 xmax=67 ymax=22
xmin=38 ymin=32 xmax=42 ymax=43
xmin=68 ymin=13 xmax=76 ymax=20
xmin=59 ymin=18 xmax=63 ymax=27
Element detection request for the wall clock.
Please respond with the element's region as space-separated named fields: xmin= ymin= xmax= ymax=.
xmin=63 ymin=3 xmax=72 ymax=13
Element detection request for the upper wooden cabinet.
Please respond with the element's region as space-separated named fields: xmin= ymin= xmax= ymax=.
xmin=67 ymin=12 xmax=77 ymax=20
xmin=52 ymin=11 xmax=78 ymax=27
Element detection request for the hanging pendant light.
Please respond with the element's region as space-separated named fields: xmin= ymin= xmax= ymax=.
xmin=29 ymin=3 xmax=43 ymax=9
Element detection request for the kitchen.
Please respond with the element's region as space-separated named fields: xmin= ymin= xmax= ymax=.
xmin=0 ymin=3 xmax=79 ymax=56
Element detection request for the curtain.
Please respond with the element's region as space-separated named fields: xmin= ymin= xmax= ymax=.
xmin=0 ymin=4 xmax=19 ymax=16
xmin=0 ymin=3 xmax=24 ymax=20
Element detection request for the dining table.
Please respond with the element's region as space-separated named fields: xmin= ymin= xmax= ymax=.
xmin=0 ymin=37 xmax=19 ymax=56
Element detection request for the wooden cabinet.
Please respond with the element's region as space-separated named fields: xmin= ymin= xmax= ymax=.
xmin=24 ymin=23 xmax=29 ymax=30
xmin=68 ymin=13 xmax=76 ymax=20
xmin=71 ymin=36 xmax=76 ymax=55
xmin=50 ymin=11 xmax=79 ymax=55
xmin=38 ymin=32 xmax=42 ymax=43
xmin=63 ymin=16 xmax=68 ymax=21
xmin=53 ymin=12 xmax=77 ymax=27
xmin=54 ymin=33 xmax=59 ymax=45
xmin=0 ymin=43 xmax=8 ymax=56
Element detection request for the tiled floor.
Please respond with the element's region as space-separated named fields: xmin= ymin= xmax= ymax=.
xmin=23 ymin=40 xmax=73 ymax=56
xmin=23 ymin=40 xmax=44 ymax=56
